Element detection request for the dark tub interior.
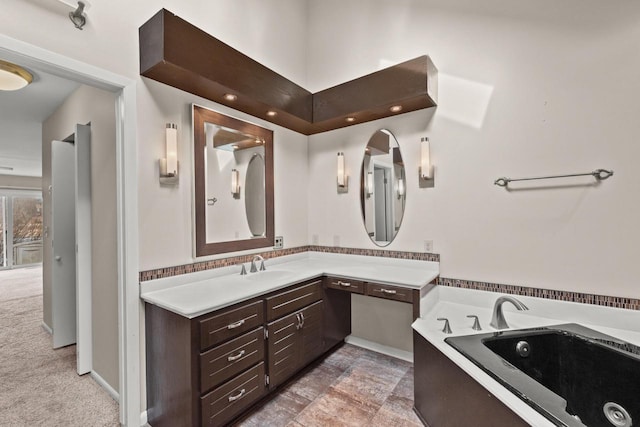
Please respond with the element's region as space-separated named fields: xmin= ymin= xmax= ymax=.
xmin=446 ymin=324 xmax=640 ymax=427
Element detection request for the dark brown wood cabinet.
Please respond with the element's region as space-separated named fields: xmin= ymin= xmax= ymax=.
xmin=146 ymin=278 xmax=342 ymax=427
xmin=267 ymin=300 xmax=324 ymax=388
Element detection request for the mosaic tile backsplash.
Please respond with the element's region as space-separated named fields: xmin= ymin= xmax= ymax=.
xmin=138 ymin=245 xmax=638 ymax=311
xmin=438 ymin=277 xmax=640 ymax=311
xmin=138 ymin=245 xmax=439 ymax=282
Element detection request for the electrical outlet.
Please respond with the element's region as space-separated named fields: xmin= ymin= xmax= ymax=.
xmin=312 ymin=234 xmax=319 ymax=245
xmin=274 ymin=236 xmax=283 ymax=249
xmin=424 ymin=240 xmax=433 ymax=252
xmin=333 ymin=235 xmax=341 ymax=247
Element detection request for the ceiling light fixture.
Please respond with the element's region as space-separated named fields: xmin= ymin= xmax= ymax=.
xmin=0 ymin=60 xmax=33 ymax=91
xmin=223 ymin=93 xmax=237 ymax=101
xmin=345 ymin=117 xmax=356 ymax=123
xmin=390 ymin=105 xmax=402 ymax=113
xmin=266 ymin=110 xmax=277 ymax=117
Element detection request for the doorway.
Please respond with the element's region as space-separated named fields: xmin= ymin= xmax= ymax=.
xmin=0 ymin=34 xmax=139 ymax=426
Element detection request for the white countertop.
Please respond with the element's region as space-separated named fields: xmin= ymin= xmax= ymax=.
xmin=413 ymin=286 xmax=640 ymax=427
xmin=140 ymin=251 xmax=439 ymax=319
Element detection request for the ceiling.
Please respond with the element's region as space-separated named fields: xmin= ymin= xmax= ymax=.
xmin=0 ymin=59 xmax=79 ymax=177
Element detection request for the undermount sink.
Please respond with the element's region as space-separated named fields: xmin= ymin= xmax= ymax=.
xmin=243 ymin=270 xmax=293 ymax=281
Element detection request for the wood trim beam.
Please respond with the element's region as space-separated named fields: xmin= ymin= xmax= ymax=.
xmin=140 ymin=9 xmax=437 ymax=136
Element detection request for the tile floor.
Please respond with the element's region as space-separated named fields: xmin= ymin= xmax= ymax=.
xmin=234 ymin=344 xmax=422 ymax=427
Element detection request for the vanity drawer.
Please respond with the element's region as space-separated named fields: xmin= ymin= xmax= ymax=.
xmin=365 ymin=282 xmax=413 ymax=303
xmin=201 ymin=362 xmax=266 ymax=427
xmin=324 ymin=276 xmax=365 ymax=294
xmin=200 ymin=327 xmax=265 ymax=393
xmin=265 ymin=280 xmax=322 ymax=321
xmin=199 ymin=300 xmax=264 ymax=350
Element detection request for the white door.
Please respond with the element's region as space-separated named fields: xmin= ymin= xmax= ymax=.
xmin=74 ymin=124 xmax=92 ymax=375
xmin=52 ymin=140 xmax=76 ymax=349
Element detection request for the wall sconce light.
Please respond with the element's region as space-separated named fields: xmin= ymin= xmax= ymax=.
xmin=419 ymin=136 xmax=434 ymax=188
xmin=231 ymin=168 xmax=240 ymax=198
xmin=337 ymin=152 xmax=348 ymax=193
xmin=159 ymin=123 xmax=179 ymax=185
xmin=366 ymin=171 xmax=374 ymax=198
xmin=397 ymin=177 xmax=405 ymax=199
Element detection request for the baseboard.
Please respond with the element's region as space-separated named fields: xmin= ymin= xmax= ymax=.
xmin=90 ymin=371 xmax=119 ymax=402
xmin=41 ymin=322 xmax=52 ymax=335
xmin=345 ymin=335 xmax=413 ymax=363
xmin=140 ymin=410 xmax=148 ymax=426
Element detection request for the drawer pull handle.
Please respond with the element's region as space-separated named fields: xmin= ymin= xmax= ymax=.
xmin=228 ymin=388 xmax=246 ymax=402
xmin=227 ymin=319 xmax=245 ymax=329
xmin=337 ymin=281 xmax=351 ymax=287
xmin=381 ymin=289 xmax=397 ymax=295
xmin=296 ymin=313 xmax=302 ymax=330
xmin=227 ymin=350 xmax=246 ymax=362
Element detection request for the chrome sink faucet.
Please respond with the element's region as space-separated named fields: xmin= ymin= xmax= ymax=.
xmin=490 ymin=296 xmax=529 ymax=330
xmin=250 ymin=255 xmax=266 ymax=273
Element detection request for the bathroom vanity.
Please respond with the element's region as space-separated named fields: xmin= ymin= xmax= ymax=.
xmin=142 ymin=252 xmax=438 ymax=426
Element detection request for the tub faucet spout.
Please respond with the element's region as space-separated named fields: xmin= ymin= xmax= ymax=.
xmin=490 ymin=296 xmax=529 ymax=330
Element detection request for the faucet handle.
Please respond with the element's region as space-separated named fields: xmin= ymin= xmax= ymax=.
xmin=239 ymin=263 xmax=247 ymax=275
xmin=437 ymin=317 xmax=452 ymax=334
xmin=466 ymin=315 xmax=482 ymax=331
xmin=259 ymin=259 xmax=266 ymax=271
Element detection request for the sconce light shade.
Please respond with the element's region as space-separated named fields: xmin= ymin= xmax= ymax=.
xmin=420 ymin=137 xmax=433 ymax=180
xmin=337 ymin=152 xmax=348 ymax=193
xmin=397 ymin=177 xmax=405 ymax=199
xmin=231 ymin=168 xmax=240 ymax=196
xmin=366 ymin=171 xmax=374 ymax=198
xmin=159 ymin=123 xmax=179 ymax=185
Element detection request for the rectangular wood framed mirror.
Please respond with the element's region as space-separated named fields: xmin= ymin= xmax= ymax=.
xmin=193 ymin=105 xmax=274 ymax=256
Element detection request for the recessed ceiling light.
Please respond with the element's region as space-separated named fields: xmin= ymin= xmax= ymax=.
xmin=389 ymin=105 xmax=402 ymax=113
xmin=266 ymin=110 xmax=277 ymax=117
xmin=0 ymin=60 xmax=33 ymax=91
xmin=223 ymin=93 xmax=237 ymax=101
xmin=345 ymin=117 xmax=356 ymax=122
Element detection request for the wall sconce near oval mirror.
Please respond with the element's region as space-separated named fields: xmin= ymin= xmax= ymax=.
xmin=159 ymin=123 xmax=179 ymax=185
xmin=419 ymin=136 xmax=435 ymax=188
xmin=360 ymin=129 xmax=406 ymax=246
xmin=193 ymin=105 xmax=274 ymax=256
xmin=337 ymin=152 xmax=348 ymax=193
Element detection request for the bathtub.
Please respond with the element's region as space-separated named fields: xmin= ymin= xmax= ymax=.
xmin=445 ymin=323 xmax=639 ymax=427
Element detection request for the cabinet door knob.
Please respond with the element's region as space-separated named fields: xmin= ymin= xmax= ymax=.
xmin=228 ymin=388 xmax=246 ymax=402
xmin=227 ymin=319 xmax=245 ymax=330
xmin=227 ymin=350 xmax=246 ymax=362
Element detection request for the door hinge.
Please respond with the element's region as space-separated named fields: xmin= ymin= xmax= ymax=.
xmin=264 ymin=329 xmax=268 ymax=339
xmin=265 ymin=375 xmax=270 ymax=386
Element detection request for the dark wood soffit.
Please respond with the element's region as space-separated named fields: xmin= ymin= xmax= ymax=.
xmin=140 ymin=9 xmax=438 ymax=136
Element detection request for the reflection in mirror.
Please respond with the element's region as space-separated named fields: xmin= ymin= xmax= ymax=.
xmin=245 ymin=153 xmax=266 ymax=237
xmin=194 ymin=105 xmax=274 ymax=256
xmin=360 ymin=129 xmax=406 ymax=246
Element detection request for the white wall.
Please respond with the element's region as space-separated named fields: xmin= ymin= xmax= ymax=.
xmin=307 ymin=0 xmax=640 ymax=300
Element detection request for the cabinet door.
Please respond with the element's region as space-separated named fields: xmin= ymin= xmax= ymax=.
xmin=299 ymin=300 xmax=324 ymax=366
xmin=267 ymin=310 xmax=300 ymax=388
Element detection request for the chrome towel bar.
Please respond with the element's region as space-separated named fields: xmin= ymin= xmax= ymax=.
xmin=494 ymin=169 xmax=613 ymax=188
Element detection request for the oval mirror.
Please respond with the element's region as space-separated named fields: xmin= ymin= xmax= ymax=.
xmin=360 ymin=129 xmax=406 ymax=246
xmin=245 ymin=153 xmax=266 ymax=237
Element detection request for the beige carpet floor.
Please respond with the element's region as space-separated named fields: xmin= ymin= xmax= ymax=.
xmin=0 ymin=267 xmax=119 ymax=426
